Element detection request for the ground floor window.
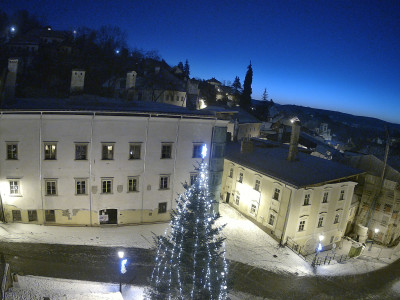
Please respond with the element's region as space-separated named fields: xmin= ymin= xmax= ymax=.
xmin=268 ymin=214 xmax=275 ymax=226
xmin=28 ymin=210 xmax=37 ymax=222
xmin=235 ymin=195 xmax=240 ymax=205
xmin=12 ymin=210 xmax=21 ymax=221
xmin=250 ymin=203 xmax=257 ymax=215
xmin=158 ymin=202 xmax=167 ymax=214
xmin=45 ymin=210 xmax=55 ymax=222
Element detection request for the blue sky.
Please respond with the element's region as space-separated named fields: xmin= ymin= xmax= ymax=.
xmin=2 ymin=0 xmax=400 ymax=123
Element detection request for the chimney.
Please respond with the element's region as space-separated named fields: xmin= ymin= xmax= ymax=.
xmin=287 ymin=119 xmax=301 ymax=161
xmin=126 ymin=71 xmax=137 ymax=89
xmin=4 ymin=58 xmax=19 ymax=101
xmin=70 ymin=69 xmax=85 ymax=93
xmin=241 ymin=138 xmax=254 ymax=154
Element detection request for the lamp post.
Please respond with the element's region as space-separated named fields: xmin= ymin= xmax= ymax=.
xmin=369 ymin=228 xmax=379 ymax=251
xmin=118 ymin=250 xmax=127 ymax=293
xmin=312 ymin=235 xmax=324 ymax=267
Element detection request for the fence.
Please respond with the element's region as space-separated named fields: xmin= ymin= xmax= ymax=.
xmin=312 ymin=253 xmax=350 ymax=266
xmin=286 ymin=237 xmax=307 ymax=260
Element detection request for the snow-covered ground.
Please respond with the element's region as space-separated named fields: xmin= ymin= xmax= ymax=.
xmin=1 ymin=202 xmax=399 ymax=298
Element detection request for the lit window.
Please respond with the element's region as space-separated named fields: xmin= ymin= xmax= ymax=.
xmin=7 ymin=143 xmax=18 ymax=160
xmin=250 ymin=204 xmax=257 ymax=215
xmin=102 ymin=144 xmax=114 ymax=160
xmin=268 ymin=214 xmax=275 ymax=226
xmin=304 ymin=194 xmax=310 ymax=206
xmin=45 ymin=180 xmax=57 ymax=195
xmin=44 ymin=143 xmax=57 ymax=160
xmin=129 ymin=144 xmax=141 ymax=160
xmin=190 ymin=173 xmax=198 ymax=185
xmin=161 ymin=144 xmax=172 ymax=159
xmin=322 ymin=192 xmax=329 ymax=203
xmin=9 ymin=180 xmax=20 ymax=195
xmin=158 ymin=202 xmax=167 ymax=214
xmin=254 ymin=179 xmax=261 ymax=191
xmin=75 ymin=179 xmax=87 ymax=195
xmin=101 ymin=178 xmax=113 ymax=194
xmin=299 ymin=220 xmax=306 ymax=231
xmin=235 ymin=194 xmax=240 ymax=205
xmin=238 ymin=172 xmax=243 ymax=183
xmin=75 ymin=144 xmax=88 ymax=160
xmin=273 ymin=188 xmax=280 ymax=201
xmin=128 ymin=176 xmax=138 ymax=192
xmin=334 ymin=214 xmax=340 ymax=224
xmin=339 ymin=190 xmax=345 ymax=200
xmin=229 ymin=168 xmax=233 ymax=178
xmin=159 ymin=175 xmax=170 ymax=190
xmin=192 ymin=144 xmax=203 ymax=158
xmin=318 ymin=217 xmax=324 ymax=228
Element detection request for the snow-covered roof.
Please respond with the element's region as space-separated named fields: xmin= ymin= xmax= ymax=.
xmin=225 ymin=140 xmax=364 ymax=188
xmin=1 ymin=96 xmax=215 ymax=119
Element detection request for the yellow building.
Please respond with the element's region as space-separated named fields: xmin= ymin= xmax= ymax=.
xmin=221 ymin=138 xmax=363 ymax=255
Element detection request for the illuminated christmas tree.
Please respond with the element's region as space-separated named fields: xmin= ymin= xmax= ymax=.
xmin=149 ymin=145 xmax=228 ymax=300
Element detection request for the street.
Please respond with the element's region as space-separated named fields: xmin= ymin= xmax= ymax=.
xmin=1 ymin=241 xmax=399 ymax=299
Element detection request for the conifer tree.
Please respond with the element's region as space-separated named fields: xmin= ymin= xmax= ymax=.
xmin=149 ymin=145 xmax=228 ymax=300
xmin=240 ymin=62 xmax=253 ymax=110
xmin=262 ymin=88 xmax=268 ymax=101
xmin=184 ymin=59 xmax=190 ymax=77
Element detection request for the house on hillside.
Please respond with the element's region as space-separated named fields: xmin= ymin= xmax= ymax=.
xmin=0 ymin=60 xmax=228 ymax=226
xmin=221 ymin=123 xmax=363 ymax=255
xmin=341 ymin=154 xmax=400 ymax=246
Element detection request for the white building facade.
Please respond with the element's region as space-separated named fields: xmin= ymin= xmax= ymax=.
xmin=0 ymin=110 xmax=227 ymax=226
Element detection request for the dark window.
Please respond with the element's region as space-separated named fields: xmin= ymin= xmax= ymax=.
xmin=299 ymin=220 xmax=306 ymax=231
xmin=129 ymin=144 xmax=141 ymax=160
xmin=339 ymin=190 xmax=345 ymax=200
xmin=190 ymin=173 xmax=198 ymax=185
xmin=158 ymin=202 xmax=167 ymax=214
xmin=12 ymin=210 xmax=21 ymax=222
xmin=268 ymin=214 xmax=275 ymax=226
xmin=334 ymin=214 xmax=340 ymax=224
xmin=304 ymin=194 xmax=310 ymax=206
xmin=322 ymin=192 xmax=329 ymax=203
xmin=254 ymin=179 xmax=261 ymax=191
xmin=45 ymin=210 xmax=55 ymax=222
xmin=159 ymin=176 xmax=169 ymax=190
xmin=9 ymin=180 xmax=20 ymax=195
xmin=102 ymin=179 xmax=113 ymax=193
xmin=46 ymin=180 xmax=57 ymax=195
xmin=161 ymin=144 xmax=172 ymax=159
xmin=192 ymin=144 xmax=203 ymax=158
xmin=28 ymin=210 xmax=37 ymax=222
xmin=229 ymin=168 xmax=233 ymax=178
xmin=238 ymin=172 xmax=243 ymax=183
xmin=318 ymin=217 xmax=324 ymax=228
xmin=75 ymin=144 xmax=88 ymax=160
xmin=7 ymin=144 xmax=18 ymax=160
xmin=102 ymin=144 xmax=114 ymax=160
xmin=273 ymin=188 xmax=280 ymax=201
xmin=76 ymin=180 xmax=86 ymax=195
xmin=128 ymin=177 xmax=138 ymax=192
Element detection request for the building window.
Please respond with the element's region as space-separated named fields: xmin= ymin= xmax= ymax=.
xmin=45 ymin=180 xmax=57 ymax=196
xmin=339 ymin=190 xmax=345 ymax=200
xmin=75 ymin=179 xmax=87 ymax=195
xmin=334 ymin=214 xmax=340 ymax=224
xmin=254 ymin=179 xmax=261 ymax=191
xmin=299 ymin=220 xmax=306 ymax=231
xmin=28 ymin=210 xmax=37 ymax=222
xmin=212 ymin=144 xmax=224 ymax=158
xmin=159 ymin=175 xmax=170 ymax=190
xmin=9 ymin=180 xmax=20 ymax=195
xmin=158 ymin=202 xmax=167 ymax=214
xmin=235 ymin=194 xmax=240 ymax=205
xmin=45 ymin=210 xmax=55 ymax=222
xmin=322 ymin=192 xmax=329 ymax=203
xmin=12 ymin=210 xmax=21 ymax=222
xmin=44 ymin=143 xmax=57 ymax=160
xmin=238 ymin=172 xmax=243 ymax=183
xmin=304 ymin=194 xmax=310 ymax=206
xmin=129 ymin=144 xmax=141 ymax=160
xmin=102 ymin=178 xmax=113 ymax=194
xmin=273 ymin=188 xmax=280 ymax=201
xmin=210 ymin=173 xmax=219 ymax=185
xmin=128 ymin=176 xmax=138 ymax=192
xmin=268 ymin=214 xmax=275 ymax=226
xmin=75 ymin=144 xmax=88 ymax=160
xmin=250 ymin=204 xmax=257 ymax=215
xmin=229 ymin=168 xmax=233 ymax=178
xmin=161 ymin=144 xmax=172 ymax=159
xmin=192 ymin=144 xmax=203 ymax=158
xmin=318 ymin=217 xmax=324 ymax=228
xmin=7 ymin=143 xmax=18 ymax=160
xmin=190 ymin=173 xmax=198 ymax=185
xmin=102 ymin=144 xmax=114 ymax=160
xmin=384 ymin=204 xmax=392 ymax=213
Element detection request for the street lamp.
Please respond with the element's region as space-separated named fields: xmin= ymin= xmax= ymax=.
xmin=312 ymin=235 xmax=324 ymax=267
xmin=117 ymin=251 xmax=127 ymax=293
xmin=369 ymin=228 xmax=379 ymax=251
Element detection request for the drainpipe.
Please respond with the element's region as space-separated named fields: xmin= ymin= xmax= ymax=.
xmin=0 ymin=112 xmax=5 ymax=222
xmin=40 ymin=112 xmax=44 ymax=224
xmin=280 ymin=184 xmax=293 ymax=246
xmin=89 ymin=112 xmax=95 ymax=226
xmin=140 ymin=116 xmax=151 ymax=223
xmin=171 ymin=116 xmax=182 ymax=210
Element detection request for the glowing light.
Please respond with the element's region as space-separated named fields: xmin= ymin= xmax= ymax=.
xmin=118 ymin=251 xmax=124 ymax=258
xmin=120 ymin=259 xmax=127 ymax=274
xmin=201 ymin=144 xmax=207 ymax=158
xmin=374 ymin=228 xmax=379 ymax=234
xmin=10 ymin=26 xmax=16 ymax=33
xmin=115 ymin=49 xmax=120 ymax=54
xmin=319 ymin=235 xmax=324 ymax=242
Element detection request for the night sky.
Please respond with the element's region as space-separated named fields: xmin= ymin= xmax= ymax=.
xmin=2 ymin=0 xmax=400 ymax=123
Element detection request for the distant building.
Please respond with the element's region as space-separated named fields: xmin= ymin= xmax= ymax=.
xmin=315 ymin=123 xmax=332 ymax=142
xmin=221 ymin=125 xmax=363 ymax=255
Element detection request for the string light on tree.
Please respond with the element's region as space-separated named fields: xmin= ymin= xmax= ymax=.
xmin=149 ymin=144 xmax=228 ymax=299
